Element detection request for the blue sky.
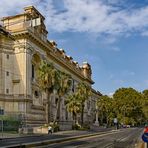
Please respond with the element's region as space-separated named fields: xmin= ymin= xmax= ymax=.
xmin=0 ymin=0 xmax=148 ymax=95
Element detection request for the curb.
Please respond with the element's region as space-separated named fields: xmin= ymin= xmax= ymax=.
xmin=136 ymin=142 xmax=144 ymax=148
xmin=0 ymin=134 xmax=44 ymax=140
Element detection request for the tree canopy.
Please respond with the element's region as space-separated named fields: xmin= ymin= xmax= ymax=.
xmin=97 ymin=87 xmax=148 ymax=126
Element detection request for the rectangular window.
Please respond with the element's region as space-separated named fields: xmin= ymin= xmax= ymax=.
xmin=32 ymin=64 xmax=35 ymax=79
xmin=6 ymin=71 xmax=9 ymax=76
xmin=6 ymin=89 xmax=9 ymax=94
xmin=55 ymin=98 xmax=58 ymax=105
xmin=65 ymin=110 xmax=68 ymax=120
xmin=6 ymin=54 xmax=9 ymax=59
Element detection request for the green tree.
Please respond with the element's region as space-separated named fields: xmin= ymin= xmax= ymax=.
xmin=142 ymin=90 xmax=148 ymax=123
xmin=97 ymin=95 xmax=114 ymax=126
xmin=113 ymin=88 xmax=144 ymax=126
xmin=76 ymin=82 xmax=91 ymax=125
xmin=54 ymin=71 xmax=72 ymax=123
xmin=38 ymin=60 xmax=58 ymax=123
xmin=66 ymin=94 xmax=81 ymax=124
xmin=142 ymin=90 xmax=148 ymax=98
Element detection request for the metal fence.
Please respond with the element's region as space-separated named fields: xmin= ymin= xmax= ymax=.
xmin=0 ymin=114 xmax=22 ymax=132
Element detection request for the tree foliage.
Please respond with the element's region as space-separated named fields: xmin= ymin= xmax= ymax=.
xmin=54 ymin=71 xmax=72 ymax=122
xmin=38 ymin=60 xmax=72 ymax=123
xmin=38 ymin=60 xmax=58 ymax=123
xmin=38 ymin=60 xmax=58 ymax=91
xmin=113 ymin=88 xmax=144 ymax=125
xmin=65 ymin=82 xmax=91 ymax=126
xmin=76 ymin=82 xmax=91 ymax=125
xmin=66 ymin=94 xmax=81 ymax=124
xmin=142 ymin=89 xmax=148 ymax=123
xmin=97 ymin=87 xmax=147 ymax=126
xmin=97 ymin=95 xmax=114 ymax=126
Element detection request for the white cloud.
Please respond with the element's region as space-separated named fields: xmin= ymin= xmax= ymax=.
xmin=108 ymin=92 xmax=114 ymax=97
xmin=0 ymin=0 xmax=38 ymax=17
xmin=110 ymin=47 xmax=120 ymax=52
xmin=113 ymin=79 xmax=124 ymax=84
xmin=122 ymin=70 xmax=135 ymax=77
xmin=103 ymin=0 xmax=125 ymax=5
xmin=109 ymin=74 xmax=114 ymax=79
xmin=57 ymin=39 xmax=67 ymax=44
xmin=104 ymin=36 xmax=118 ymax=44
xmin=0 ymin=0 xmax=148 ymax=36
xmin=129 ymin=72 xmax=135 ymax=76
xmin=145 ymin=80 xmax=148 ymax=86
xmin=141 ymin=31 xmax=148 ymax=36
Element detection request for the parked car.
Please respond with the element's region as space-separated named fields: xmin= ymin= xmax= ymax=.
xmin=122 ymin=124 xmax=130 ymax=128
xmin=126 ymin=125 xmax=131 ymax=128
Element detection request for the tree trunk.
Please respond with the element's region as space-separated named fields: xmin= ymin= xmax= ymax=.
xmin=45 ymin=102 xmax=48 ymax=124
xmin=101 ymin=113 xmax=103 ymax=125
xmin=76 ymin=114 xmax=78 ymax=125
xmin=45 ymin=90 xmax=49 ymax=124
xmin=73 ymin=112 xmax=76 ymax=125
xmin=106 ymin=117 xmax=109 ymax=127
xmin=81 ymin=104 xmax=84 ymax=126
xmin=54 ymin=97 xmax=61 ymax=123
xmin=45 ymin=90 xmax=51 ymax=124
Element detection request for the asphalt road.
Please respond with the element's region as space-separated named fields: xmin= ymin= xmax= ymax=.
xmin=43 ymin=128 xmax=143 ymax=148
xmin=0 ymin=127 xmax=113 ymax=147
xmin=0 ymin=128 xmax=143 ymax=148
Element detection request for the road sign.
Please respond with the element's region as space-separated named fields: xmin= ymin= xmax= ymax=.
xmin=144 ymin=127 xmax=148 ymax=133
xmin=142 ymin=132 xmax=148 ymax=143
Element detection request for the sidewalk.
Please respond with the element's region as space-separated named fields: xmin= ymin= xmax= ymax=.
xmin=135 ymin=128 xmax=145 ymax=148
xmin=0 ymin=132 xmax=41 ymax=139
xmin=0 ymin=130 xmax=92 ymax=139
xmin=0 ymin=127 xmax=111 ymax=139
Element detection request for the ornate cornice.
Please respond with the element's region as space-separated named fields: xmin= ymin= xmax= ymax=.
xmin=31 ymin=105 xmax=44 ymax=111
xmin=12 ymin=31 xmax=94 ymax=84
xmin=1 ymin=6 xmax=94 ymax=85
xmin=0 ymin=94 xmax=32 ymax=102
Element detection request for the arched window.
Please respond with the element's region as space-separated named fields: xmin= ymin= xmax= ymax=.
xmin=32 ymin=64 xmax=35 ymax=79
xmin=32 ymin=53 xmax=41 ymax=80
xmin=34 ymin=90 xmax=39 ymax=98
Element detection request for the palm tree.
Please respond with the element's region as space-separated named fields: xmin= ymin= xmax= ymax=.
xmin=37 ymin=60 xmax=58 ymax=123
xmin=66 ymin=94 xmax=81 ymax=124
xmin=97 ymin=95 xmax=113 ymax=126
xmin=54 ymin=71 xmax=72 ymax=123
xmin=76 ymin=82 xmax=91 ymax=125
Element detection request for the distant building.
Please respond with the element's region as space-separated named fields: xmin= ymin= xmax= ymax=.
xmin=0 ymin=6 xmax=101 ymax=129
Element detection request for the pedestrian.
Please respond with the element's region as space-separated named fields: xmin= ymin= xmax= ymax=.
xmin=48 ymin=125 xmax=53 ymax=134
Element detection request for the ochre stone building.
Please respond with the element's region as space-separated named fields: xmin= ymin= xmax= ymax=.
xmin=0 ymin=6 xmax=101 ymax=129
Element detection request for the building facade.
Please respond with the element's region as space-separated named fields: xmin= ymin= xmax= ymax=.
xmin=0 ymin=6 xmax=101 ymax=128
